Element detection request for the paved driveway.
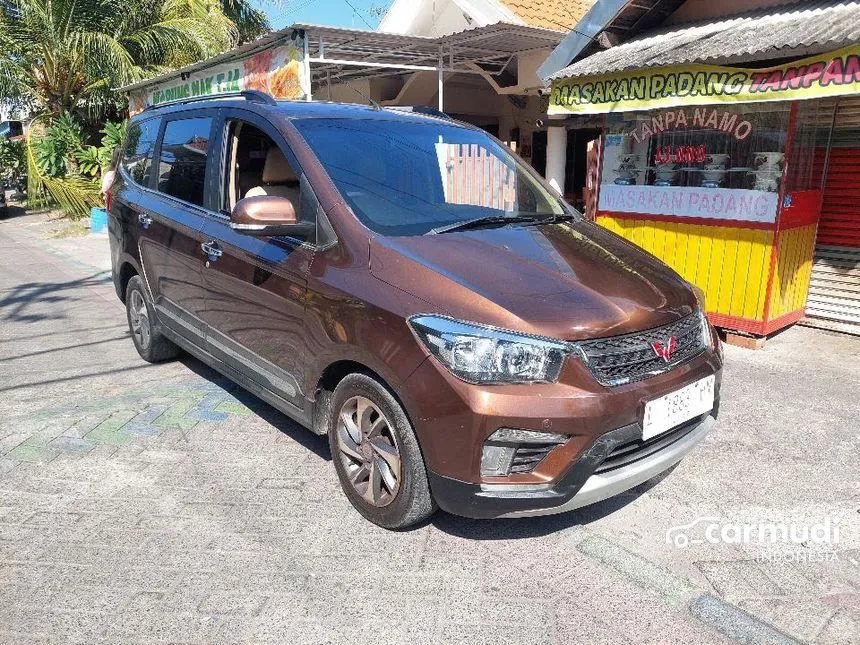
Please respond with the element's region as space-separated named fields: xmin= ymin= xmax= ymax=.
xmin=0 ymin=210 xmax=858 ymax=645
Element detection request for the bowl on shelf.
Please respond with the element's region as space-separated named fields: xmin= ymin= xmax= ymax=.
xmin=704 ymin=154 xmax=731 ymax=166
xmin=749 ymin=170 xmax=782 ymax=192
xmin=613 ymin=167 xmax=641 ymax=185
xmin=754 ymin=152 xmax=785 ymax=169
xmin=654 ymin=163 xmax=678 ymax=185
xmin=702 ymin=164 xmax=727 ymax=183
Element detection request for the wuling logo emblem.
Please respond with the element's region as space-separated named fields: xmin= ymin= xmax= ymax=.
xmin=651 ymin=337 xmax=677 ymax=362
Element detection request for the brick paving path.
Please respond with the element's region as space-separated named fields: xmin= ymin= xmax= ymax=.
xmin=0 ymin=211 xmax=857 ymax=644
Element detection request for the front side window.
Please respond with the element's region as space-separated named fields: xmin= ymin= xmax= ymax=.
xmin=157 ymin=117 xmax=213 ymax=207
xmin=293 ymin=118 xmax=565 ymax=236
xmin=122 ymin=117 xmax=160 ymax=187
xmin=223 ymin=120 xmax=301 ymax=215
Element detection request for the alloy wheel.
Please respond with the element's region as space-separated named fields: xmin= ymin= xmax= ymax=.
xmin=129 ymin=289 xmax=151 ymax=350
xmin=335 ymin=395 xmax=402 ymax=507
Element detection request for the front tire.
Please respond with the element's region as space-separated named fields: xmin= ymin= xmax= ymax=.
xmin=125 ymin=275 xmax=179 ymax=363
xmin=328 ymin=373 xmax=435 ymax=529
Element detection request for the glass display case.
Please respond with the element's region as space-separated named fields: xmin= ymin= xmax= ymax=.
xmin=594 ymin=101 xmax=830 ymax=337
xmin=599 ymin=105 xmax=791 ymax=223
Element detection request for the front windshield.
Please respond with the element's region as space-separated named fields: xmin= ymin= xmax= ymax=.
xmin=293 ymin=117 xmax=567 ymax=236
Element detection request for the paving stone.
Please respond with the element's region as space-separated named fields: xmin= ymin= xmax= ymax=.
xmin=49 ymin=437 xmax=94 ymax=453
xmin=0 ymin=458 xmax=17 ymax=477
xmin=4 ymin=443 xmax=59 ymax=463
xmin=0 ymin=210 xmax=858 ymax=645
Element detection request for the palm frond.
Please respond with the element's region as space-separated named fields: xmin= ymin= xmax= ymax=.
xmin=25 ymin=119 xmax=101 ymax=219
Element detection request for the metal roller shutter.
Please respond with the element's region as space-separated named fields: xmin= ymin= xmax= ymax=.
xmin=804 ymin=98 xmax=860 ymax=335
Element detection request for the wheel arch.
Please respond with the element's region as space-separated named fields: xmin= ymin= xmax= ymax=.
xmin=117 ymin=261 xmax=139 ymax=301
xmin=310 ymin=359 xmax=418 ymax=442
xmin=312 ymin=359 xmax=384 ymax=435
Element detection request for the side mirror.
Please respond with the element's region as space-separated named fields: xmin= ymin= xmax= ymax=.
xmin=229 ymin=196 xmax=314 ymax=237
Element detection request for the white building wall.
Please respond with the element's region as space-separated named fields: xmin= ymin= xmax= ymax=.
xmin=380 ymin=0 xmax=523 ymax=36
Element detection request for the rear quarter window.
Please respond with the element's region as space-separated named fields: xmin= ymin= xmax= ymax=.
xmin=156 ymin=117 xmax=213 ymax=208
xmin=121 ymin=117 xmax=160 ymax=187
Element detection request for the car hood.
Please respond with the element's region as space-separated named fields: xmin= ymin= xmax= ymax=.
xmin=369 ymin=220 xmax=697 ymax=340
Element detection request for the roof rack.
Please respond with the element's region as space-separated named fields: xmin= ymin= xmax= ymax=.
xmin=143 ymin=89 xmax=277 ymax=112
xmin=386 ymin=105 xmax=452 ymax=120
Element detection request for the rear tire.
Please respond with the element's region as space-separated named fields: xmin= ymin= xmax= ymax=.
xmin=328 ymin=373 xmax=435 ymax=529
xmin=125 ymin=275 xmax=179 ymax=363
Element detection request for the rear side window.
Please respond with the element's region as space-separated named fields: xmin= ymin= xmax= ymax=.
xmin=122 ymin=118 xmax=160 ymax=187
xmin=157 ymin=117 xmax=213 ymax=207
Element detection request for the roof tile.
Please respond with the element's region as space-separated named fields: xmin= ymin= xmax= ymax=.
xmin=500 ymin=0 xmax=595 ymax=32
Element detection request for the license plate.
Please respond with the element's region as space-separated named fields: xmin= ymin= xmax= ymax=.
xmin=642 ymin=375 xmax=715 ymax=441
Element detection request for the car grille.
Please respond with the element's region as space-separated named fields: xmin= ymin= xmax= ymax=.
xmin=575 ymin=313 xmax=705 ymax=387
xmin=593 ymin=414 xmax=705 ymax=475
xmin=509 ymin=444 xmax=557 ymax=474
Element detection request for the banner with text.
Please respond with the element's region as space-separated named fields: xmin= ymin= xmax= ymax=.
xmin=550 ymin=46 xmax=860 ymax=115
xmin=129 ymin=34 xmax=308 ymax=115
xmin=598 ymin=184 xmax=779 ymax=223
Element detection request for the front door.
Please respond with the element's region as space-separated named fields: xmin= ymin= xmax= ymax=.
xmin=199 ymin=111 xmax=314 ymax=408
xmin=138 ymin=113 xmax=219 ymax=345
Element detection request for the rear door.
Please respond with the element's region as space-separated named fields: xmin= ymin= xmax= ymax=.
xmin=198 ymin=109 xmax=315 ymax=408
xmin=140 ymin=112 xmax=219 ymax=346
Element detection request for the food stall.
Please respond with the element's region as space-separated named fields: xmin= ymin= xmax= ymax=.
xmin=548 ymin=46 xmax=860 ymax=340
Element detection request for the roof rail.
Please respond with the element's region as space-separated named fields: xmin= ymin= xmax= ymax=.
xmin=143 ymin=89 xmax=278 ymax=112
xmin=386 ymin=105 xmax=452 ymax=120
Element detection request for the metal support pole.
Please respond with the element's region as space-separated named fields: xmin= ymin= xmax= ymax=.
xmin=437 ymin=45 xmax=444 ymax=112
xmin=303 ymin=34 xmax=312 ymax=102
xmin=326 ymin=70 xmax=331 ymax=101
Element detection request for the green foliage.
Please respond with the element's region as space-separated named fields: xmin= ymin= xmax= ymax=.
xmin=26 ymin=115 xmax=101 ymax=218
xmin=0 ymin=138 xmax=26 ymax=185
xmin=34 ymin=136 xmax=69 ymax=178
xmin=1 ymin=0 xmax=272 ymax=219
xmin=33 ymin=113 xmax=85 ymax=178
xmin=0 ymin=0 xmax=271 ymax=119
xmin=75 ymin=146 xmax=108 ymax=177
xmin=75 ymin=119 xmax=125 ymax=177
xmin=26 ymin=138 xmax=101 ymax=220
xmin=100 ymin=120 xmax=127 ymax=152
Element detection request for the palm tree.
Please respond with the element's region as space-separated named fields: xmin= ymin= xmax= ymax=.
xmin=221 ymin=0 xmax=271 ymax=45
xmin=0 ymin=0 xmax=270 ymax=217
xmin=0 ymin=0 xmax=271 ymax=118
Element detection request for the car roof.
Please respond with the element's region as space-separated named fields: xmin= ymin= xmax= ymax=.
xmin=133 ymin=98 xmax=476 ymax=130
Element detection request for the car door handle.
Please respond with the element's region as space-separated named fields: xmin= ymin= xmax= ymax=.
xmin=201 ymin=241 xmax=223 ymax=262
xmin=138 ymin=213 xmax=152 ymax=229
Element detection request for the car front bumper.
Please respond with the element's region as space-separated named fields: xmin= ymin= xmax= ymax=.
xmin=428 ymin=413 xmax=715 ymax=519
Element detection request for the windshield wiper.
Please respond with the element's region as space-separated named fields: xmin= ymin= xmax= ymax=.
xmin=427 ymin=215 xmax=538 ymax=235
xmin=535 ymin=213 xmax=576 ymax=225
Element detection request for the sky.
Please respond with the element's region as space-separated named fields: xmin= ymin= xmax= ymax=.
xmin=254 ymin=0 xmax=392 ymax=30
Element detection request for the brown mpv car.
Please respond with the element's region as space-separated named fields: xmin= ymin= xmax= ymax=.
xmin=108 ymin=91 xmax=723 ymax=529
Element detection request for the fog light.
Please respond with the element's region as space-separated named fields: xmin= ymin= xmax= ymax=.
xmin=480 ymin=445 xmax=517 ymax=477
xmin=480 ymin=428 xmax=568 ymax=477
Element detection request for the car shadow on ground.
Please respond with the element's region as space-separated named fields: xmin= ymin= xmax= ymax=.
xmin=180 ymin=355 xmax=332 ymax=462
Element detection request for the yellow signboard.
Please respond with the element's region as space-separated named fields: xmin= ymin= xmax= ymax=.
xmin=549 ymin=46 xmax=860 ymax=115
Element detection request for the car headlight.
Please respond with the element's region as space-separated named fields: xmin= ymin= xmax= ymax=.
xmin=408 ymin=315 xmax=570 ymax=384
xmin=698 ymin=308 xmax=714 ymax=350
xmin=690 ymin=284 xmax=714 ymax=351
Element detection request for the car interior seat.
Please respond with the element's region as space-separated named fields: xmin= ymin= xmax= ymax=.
xmin=244 ymin=147 xmax=300 ymax=212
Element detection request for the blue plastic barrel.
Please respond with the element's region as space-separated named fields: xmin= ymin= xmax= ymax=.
xmin=90 ymin=207 xmax=107 ymax=234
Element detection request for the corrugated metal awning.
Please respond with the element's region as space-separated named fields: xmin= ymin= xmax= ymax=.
xmin=549 ymin=0 xmax=860 ymax=81
xmin=119 ymin=22 xmax=565 ymax=94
